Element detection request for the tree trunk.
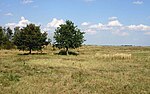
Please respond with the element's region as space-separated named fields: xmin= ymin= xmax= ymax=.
xmin=66 ymin=47 xmax=69 ymax=55
xmin=29 ymin=48 xmax=32 ymax=54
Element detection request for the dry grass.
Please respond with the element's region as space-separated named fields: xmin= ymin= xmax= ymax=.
xmin=0 ymin=45 xmax=150 ymax=94
xmin=95 ymin=53 xmax=132 ymax=60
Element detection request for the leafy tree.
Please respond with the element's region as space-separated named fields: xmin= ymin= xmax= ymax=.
xmin=0 ymin=26 xmax=4 ymax=47
xmin=47 ymin=38 xmax=51 ymax=45
xmin=0 ymin=26 xmax=14 ymax=49
xmin=13 ymin=24 xmax=48 ymax=54
xmin=6 ymin=27 xmax=13 ymax=41
xmin=54 ymin=20 xmax=85 ymax=55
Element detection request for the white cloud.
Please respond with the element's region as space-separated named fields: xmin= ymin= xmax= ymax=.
xmin=108 ymin=20 xmax=123 ymax=27
xmin=47 ymin=18 xmax=64 ymax=28
xmin=5 ymin=23 xmax=16 ymax=30
xmin=81 ymin=22 xmax=90 ymax=26
xmin=16 ymin=16 xmax=30 ymax=27
xmin=5 ymin=17 xmax=64 ymax=32
xmin=86 ymin=21 xmax=128 ymax=36
xmin=89 ymin=23 xmax=111 ymax=30
xmin=133 ymin=1 xmax=143 ymax=5
xmin=5 ymin=12 xmax=13 ymax=16
xmin=90 ymin=23 xmax=104 ymax=28
xmin=22 ymin=0 xmax=34 ymax=4
xmin=5 ymin=16 xmax=31 ymax=29
xmin=81 ymin=17 xmax=150 ymax=36
xmin=44 ymin=18 xmax=64 ymax=31
xmin=127 ymin=24 xmax=150 ymax=31
xmin=82 ymin=29 xmax=96 ymax=34
xmin=109 ymin=16 xmax=118 ymax=21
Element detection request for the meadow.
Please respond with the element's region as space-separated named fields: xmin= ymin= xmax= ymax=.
xmin=0 ymin=45 xmax=150 ymax=94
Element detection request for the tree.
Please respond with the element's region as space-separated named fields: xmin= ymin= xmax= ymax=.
xmin=54 ymin=20 xmax=85 ymax=55
xmin=0 ymin=26 xmax=14 ymax=49
xmin=0 ymin=26 xmax=4 ymax=47
xmin=13 ymin=24 xmax=48 ymax=54
xmin=6 ymin=27 xmax=13 ymax=41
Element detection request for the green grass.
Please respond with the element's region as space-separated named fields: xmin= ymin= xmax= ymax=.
xmin=0 ymin=46 xmax=150 ymax=94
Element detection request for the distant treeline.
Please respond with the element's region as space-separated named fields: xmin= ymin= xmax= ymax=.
xmin=0 ymin=26 xmax=15 ymax=49
xmin=121 ymin=45 xmax=133 ymax=47
xmin=0 ymin=20 xmax=85 ymax=55
xmin=0 ymin=25 xmax=50 ymax=50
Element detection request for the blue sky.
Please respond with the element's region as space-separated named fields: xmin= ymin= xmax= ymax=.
xmin=0 ymin=0 xmax=150 ymax=46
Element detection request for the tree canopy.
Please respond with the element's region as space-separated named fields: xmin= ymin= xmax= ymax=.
xmin=54 ymin=20 xmax=85 ymax=55
xmin=0 ymin=26 xmax=14 ymax=49
xmin=13 ymin=24 xmax=48 ymax=54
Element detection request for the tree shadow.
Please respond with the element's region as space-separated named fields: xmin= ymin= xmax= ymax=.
xmin=54 ymin=50 xmax=79 ymax=56
xmin=18 ymin=53 xmax=47 ymax=55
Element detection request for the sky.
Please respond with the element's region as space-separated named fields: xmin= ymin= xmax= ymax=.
xmin=0 ymin=0 xmax=150 ymax=46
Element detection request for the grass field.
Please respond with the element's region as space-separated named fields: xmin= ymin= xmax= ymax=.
xmin=0 ymin=45 xmax=150 ymax=94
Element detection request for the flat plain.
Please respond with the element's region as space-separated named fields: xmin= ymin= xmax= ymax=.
xmin=0 ymin=46 xmax=150 ymax=94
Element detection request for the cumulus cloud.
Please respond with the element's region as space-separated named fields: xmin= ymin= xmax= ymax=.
xmin=5 ymin=23 xmax=16 ymax=30
xmin=81 ymin=17 xmax=150 ymax=36
xmin=5 ymin=17 xmax=64 ymax=32
xmin=47 ymin=18 xmax=64 ymax=28
xmin=17 ymin=17 xmax=30 ymax=27
xmin=5 ymin=16 xmax=31 ymax=29
xmin=16 ymin=16 xmax=30 ymax=27
xmin=127 ymin=24 xmax=150 ymax=31
xmin=5 ymin=12 xmax=13 ymax=16
xmin=81 ymin=19 xmax=124 ymax=35
xmin=89 ymin=23 xmax=104 ymax=28
xmin=22 ymin=0 xmax=34 ymax=4
xmin=44 ymin=18 xmax=64 ymax=31
xmin=82 ymin=29 xmax=96 ymax=34
xmin=133 ymin=1 xmax=143 ymax=5
xmin=89 ymin=23 xmax=111 ymax=30
xmin=108 ymin=20 xmax=123 ymax=27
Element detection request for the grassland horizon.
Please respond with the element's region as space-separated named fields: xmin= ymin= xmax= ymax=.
xmin=0 ymin=45 xmax=150 ymax=94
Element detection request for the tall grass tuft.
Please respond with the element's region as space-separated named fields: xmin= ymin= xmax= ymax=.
xmin=95 ymin=53 xmax=132 ymax=60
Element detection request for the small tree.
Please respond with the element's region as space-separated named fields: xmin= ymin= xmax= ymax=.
xmin=0 ymin=26 xmax=4 ymax=47
xmin=54 ymin=20 xmax=85 ymax=55
xmin=0 ymin=26 xmax=14 ymax=49
xmin=13 ymin=24 xmax=48 ymax=54
xmin=6 ymin=27 xmax=13 ymax=41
